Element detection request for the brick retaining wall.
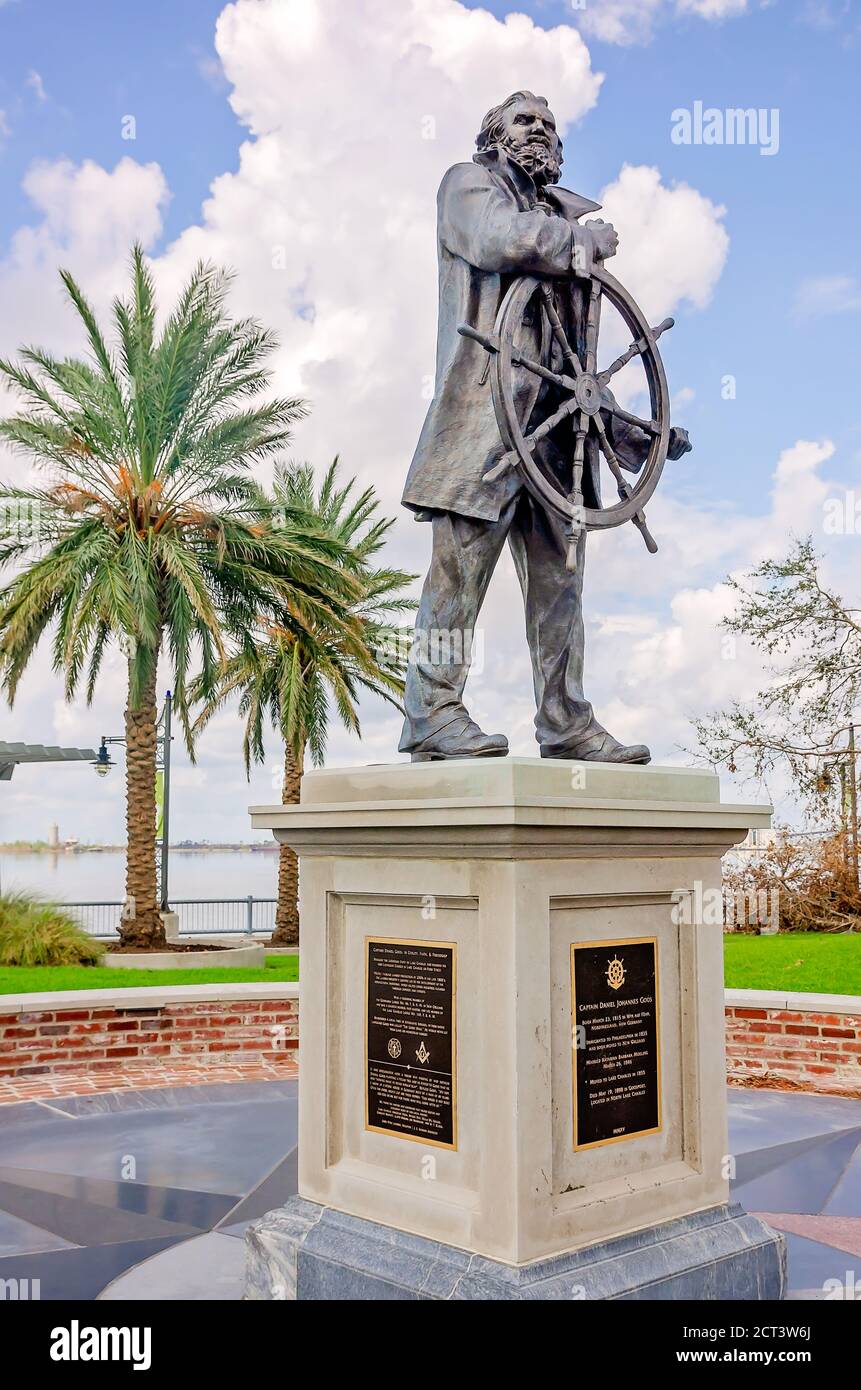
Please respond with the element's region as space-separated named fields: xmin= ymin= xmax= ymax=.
xmin=725 ymin=990 xmax=861 ymax=1094
xmin=1 ymin=985 xmax=859 ymax=1094
xmin=0 ymin=985 xmax=298 ymax=1079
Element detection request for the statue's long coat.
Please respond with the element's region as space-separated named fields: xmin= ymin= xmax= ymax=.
xmin=402 ymin=148 xmax=648 ymax=524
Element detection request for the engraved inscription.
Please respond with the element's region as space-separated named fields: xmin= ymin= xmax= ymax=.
xmin=571 ymin=937 xmax=661 ymax=1150
xmin=366 ymin=938 xmax=456 ymax=1149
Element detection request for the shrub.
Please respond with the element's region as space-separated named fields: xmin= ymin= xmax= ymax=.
xmin=0 ymin=893 xmax=104 ymax=966
xmin=723 ymin=830 xmax=861 ymax=933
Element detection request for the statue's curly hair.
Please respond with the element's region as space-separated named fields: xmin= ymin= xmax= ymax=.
xmin=475 ymin=91 xmax=564 ymax=164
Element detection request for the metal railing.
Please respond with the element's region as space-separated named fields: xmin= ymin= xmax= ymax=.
xmin=63 ymin=897 xmax=277 ymax=939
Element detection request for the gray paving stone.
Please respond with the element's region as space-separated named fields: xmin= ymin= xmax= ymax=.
xmin=99 ymin=1232 xmax=246 ymax=1301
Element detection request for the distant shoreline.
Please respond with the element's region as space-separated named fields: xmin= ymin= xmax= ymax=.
xmin=0 ymin=843 xmax=277 ymax=854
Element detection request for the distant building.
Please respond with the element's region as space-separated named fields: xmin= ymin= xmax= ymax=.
xmin=736 ymin=827 xmax=777 ymax=855
xmin=48 ymin=823 xmax=59 ymax=849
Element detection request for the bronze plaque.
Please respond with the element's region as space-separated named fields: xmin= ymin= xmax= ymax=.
xmin=365 ymin=937 xmax=457 ymax=1150
xmin=571 ymin=937 xmax=661 ymax=1151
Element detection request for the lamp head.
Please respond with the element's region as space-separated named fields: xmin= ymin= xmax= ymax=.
xmin=93 ymin=742 xmax=113 ymax=777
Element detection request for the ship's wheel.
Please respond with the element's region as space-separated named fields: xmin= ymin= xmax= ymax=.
xmin=458 ymin=268 xmax=675 ymax=568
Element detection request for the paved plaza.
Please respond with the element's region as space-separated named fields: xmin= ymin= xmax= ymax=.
xmin=0 ymin=1078 xmax=857 ymax=1300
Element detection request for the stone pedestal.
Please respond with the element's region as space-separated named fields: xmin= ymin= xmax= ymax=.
xmin=246 ymin=758 xmax=785 ymax=1300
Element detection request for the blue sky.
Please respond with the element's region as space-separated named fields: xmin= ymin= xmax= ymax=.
xmin=0 ymin=0 xmax=859 ymax=842
xmin=2 ymin=1 xmax=858 ymax=519
xmin=0 ymin=0 xmax=236 ymax=243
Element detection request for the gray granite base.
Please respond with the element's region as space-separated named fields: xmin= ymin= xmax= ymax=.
xmin=245 ymin=1199 xmax=786 ymax=1301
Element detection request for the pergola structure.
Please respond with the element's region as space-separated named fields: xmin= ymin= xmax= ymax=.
xmin=0 ymin=741 xmax=98 ymax=781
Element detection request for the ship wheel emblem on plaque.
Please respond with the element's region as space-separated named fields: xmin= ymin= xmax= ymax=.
xmin=416 ymin=1040 xmax=431 ymax=1064
xmin=388 ymin=1038 xmax=402 ymax=1059
xmin=458 ymin=267 xmax=676 ymax=570
xmin=606 ymin=956 xmax=626 ymax=991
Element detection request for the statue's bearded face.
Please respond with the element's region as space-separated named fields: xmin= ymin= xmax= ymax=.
xmin=497 ymin=97 xmax=562 ymax=186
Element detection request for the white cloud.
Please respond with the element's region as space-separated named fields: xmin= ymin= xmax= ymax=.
xmin=193 ymin=47 xmax=230 ymax=94
xmin=772 ymin=437 xmax=835 ymax=483
xmin=800 ymin=0 xmax=855 ymax=30
xmin=769 ymin=437 xmax=834 ymax=538
xmin=421 ymin=428 xmax=845 ymax=816
xmin=18 ymin=157 xmax=168 ymax=261
xmin=591 ymin=164 xmax=728 ymax=407
xmin=599 ymin=164 xmax=729 ymax=316
xmin=677 ymin=0 xmax=749 ymax=16
xmin=578 ymin=0 xmax=750 ymax=45
xmin=794 ymin=273 xmax=861 ymax=319
xmin=0 ymin=157 xmax=170 ymax=360
xmin=576 ymin=0 xmax=666 ymax=44
xmin=672 ymin=386 xmax=696 ymax=411
xmin=26 ymin=69 xmax=48 ymax=103
xmin=152 ymin=0 xmax=605 ymax=519
xmin=571 ymin=436 xmax=845 ymax=801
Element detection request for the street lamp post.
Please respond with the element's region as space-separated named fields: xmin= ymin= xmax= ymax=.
xmin=94 ymin=691 xmax=173 ymax=913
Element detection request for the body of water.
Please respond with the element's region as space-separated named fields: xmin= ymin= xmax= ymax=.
xmin=0 ymin=850 xmax=279 ymax=904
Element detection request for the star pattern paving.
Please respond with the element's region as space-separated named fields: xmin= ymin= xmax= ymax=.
xmin=0 ymin=1081 xmax=857 ymax=1299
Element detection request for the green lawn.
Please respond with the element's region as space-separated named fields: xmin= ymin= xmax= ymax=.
xmin=1 ymin=935 xmax=857 ymax=997
xmin=0 ymin=953 xmax=299 ymax=995
xmin=723 ymin=932 xmax=861 ymax=994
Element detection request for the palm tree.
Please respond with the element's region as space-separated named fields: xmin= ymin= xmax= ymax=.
xmin=192 ymin=459 xmax=415 ymax=944
xmin=0 ymin=247 xmax=364 ymax=948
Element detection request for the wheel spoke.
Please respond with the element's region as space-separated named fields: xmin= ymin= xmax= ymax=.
xmin=564 ymin=410 xmax=589 ymax=571
xmin=585 ymin=280 xmax=602 ymax=376
xmin=606 ymin=401 xmax=660 ymax=436
xmin=484 ymin=396 xmax=581 ymax=485
xmin=522 ymin=397 xmax=580 ymax=453
xmin=568 ymin=411 xmax=587 ymax=503
xmin=598 ymin=338 xmax=647 ymax=385
xmin=539 ymin=283 xmax=582 ymax=379
xmin=594 ymin=415 xmax=658 ymax=553
xmin=593 ymin=414 xmax=631 ymax=496
xmin=510 ymin=349 xmax=571 ymax=392
xmin=459 ymin=318 xmax=577 ymax=393
xmin=598 ymin=317 xmax=675 ymax=385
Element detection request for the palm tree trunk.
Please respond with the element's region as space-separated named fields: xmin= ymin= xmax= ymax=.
xmin=271 ymin=743 xmax=304 ymax=946
xmin=119 ymin=654 xmax=165 ymax=948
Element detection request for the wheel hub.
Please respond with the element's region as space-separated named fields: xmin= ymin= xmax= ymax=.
xmin=573 ymin=373 xmax=602 ymax=416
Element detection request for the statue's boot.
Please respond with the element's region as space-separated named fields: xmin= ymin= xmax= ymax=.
xmin=541 ymin=730 xmax=651 ymax=765
xmin=411 ymin=718 xmax=509 ymax=763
